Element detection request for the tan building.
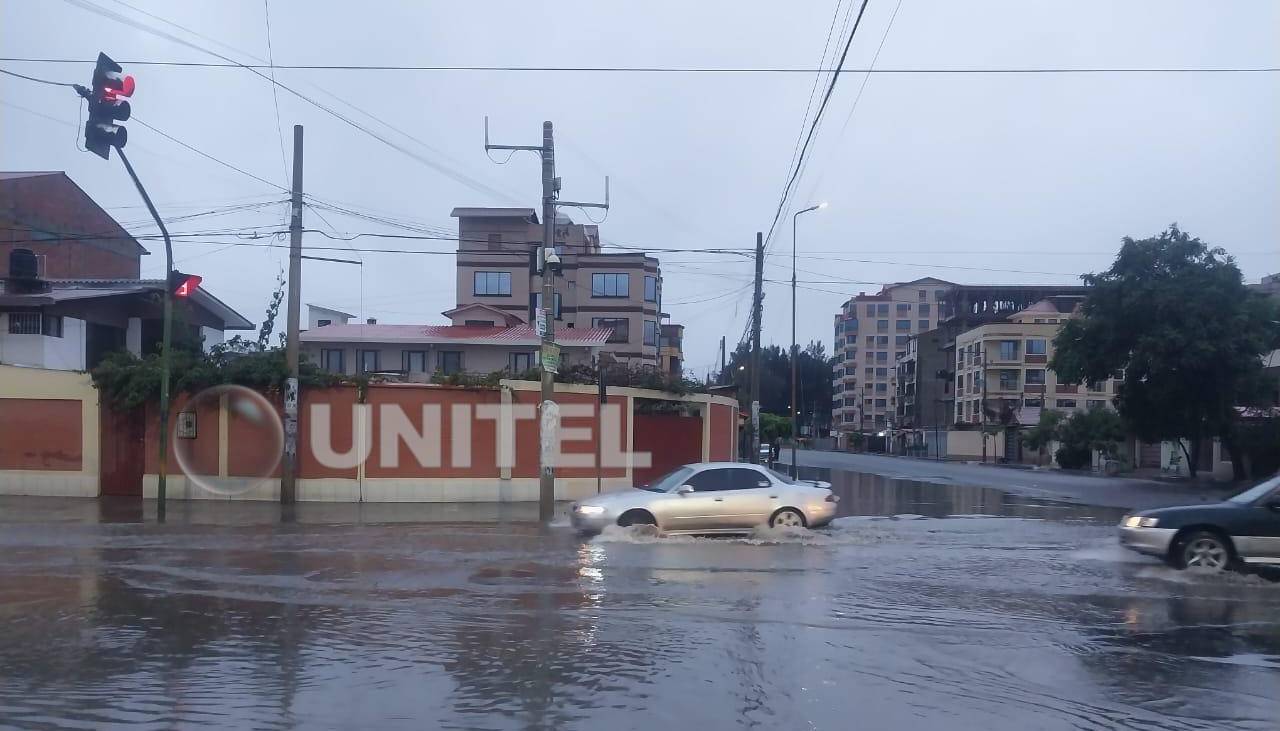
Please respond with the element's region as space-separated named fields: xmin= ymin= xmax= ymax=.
xmin=831 ymin=278 xmax=955 ymax=436
xmin=659 ymin=324 xmax=684 ymax=376
xmin=952 ymin=297 xmax=1117 ymax=426
xmin=451 ymin=207 xmax=667 ymax=367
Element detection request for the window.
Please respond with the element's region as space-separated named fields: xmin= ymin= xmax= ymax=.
xmin=864 ymin=367 xmax=874 ymax=378
xmin=876 ymin=320 xmax=889 ymax=333
xmin=320 ymin=349 xmax=344 ymax=373
xmin=918 ymin=320 xmax=929 ymax=331
xmin=865 ymin=336 xmax=875 ymax=347
xmin=533 ymin=291 xmax=562 ymax=318
xmin=1025 ymin=369 xmax=1046 ymax=386
xmin=1086 ymin=380 xmax=1105 ymax=392
xmin=473 ymin=271 xmax=512 ymax=296
xmin=1056 ymin=399 xmax=1077 ymax=408
xmin=7 ymin=312 xmax=41 ymax=335
xmin=896 ymin=320 xmax=910 ymax=331
xmin=896 ymin=303 xmax=911 ymax=313
xmin=877 ymin=336 xmax=889 ymax=346
xmin=357 ymin=349 xmax=380 ymax=373
xmin=918 ymin=302 xmax=930 ymax=316
xmin=511 ymin=352 xmax=533 ymax=372
xmin=1087 ymin=399 xmax=1107 ymax=409
xmin=438 ymin=351 xmax=462 ymax=375
xmin=876 ymin=367 xmax=888 ymax=378
xmin=864 ymin=398 xmax=873 ymax=408
xmin=918 ymin=289 xmax=927 ymax=301
xmin=875 ymin=351 xmax=887 ymax=363
xmin=592 ymin=317 xmax=629 ymax=343
xmin=865 ymin=304 xmax=876 ymax=317
xmin=591 ymin=272 xmax=630 ymax=297
xmin=464 ymin=319 xmax=495 ymax=327
xmin=934 ymin=289 xmax=946 ymax=301
xmin=875 ymin=398 xmax=887 ymax=408
xmin=998 ymin=370 xmax=1019 ymax=390
xmin=875 ymin=383 xmax=887 ymax=393
xmin=876 ymin=303 xmax=889 ymax=316
xmin=1024 ymin=398 xmax=1043 ymax=407
xmin=403 ymin=350 xmax=428 ymax=373
xmin=998 ymin=340 xmax=1019 ymax=360
xmin=41 ymin=314 xmax=62 ymax=338
xmin=316 ymin=318 xmax=332 ymax=327
xmin=644 ymin=320 xmax=658 ymax=346
xmin=956 ymin=374 xmax=964 ymax=394
xmin=845 ymin=334 xmax=856 ymax=345
xmin=644 ymin=275 xmax=659 ymax=302
xmin=895 ymin=335 xmax=910 ymax=346
xmin=686 ymin=468 xmax=731 ymax=492
xmin=844 ymin=397 xmax=858 ymax=407
xmin=487 ymin=233 xmax=502 ymax=250
xmin=843 ymin=412 xmax=858 ymax=423
xmin=845 ymin=318 xmax=858 ymax=331
xmin=1026 ymin=339 xmax=1047 ymax=355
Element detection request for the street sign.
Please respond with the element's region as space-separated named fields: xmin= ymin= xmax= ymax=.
xmin=535 ymin=307 xmax=548 ymax=338
xmin=541 ymin=342 xmax=561 ymax=374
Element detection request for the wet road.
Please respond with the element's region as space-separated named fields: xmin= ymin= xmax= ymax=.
xmin=0 ymin=473 xmax=1277 ymax=730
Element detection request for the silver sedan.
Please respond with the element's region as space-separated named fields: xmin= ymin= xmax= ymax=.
xmin=569 ymin=462 xmax=838 ymax=535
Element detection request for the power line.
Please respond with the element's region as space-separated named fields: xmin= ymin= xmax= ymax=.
xmin=130 ymin=116 xmax=290 ymax=192
xmin=261 ymin=0 xmax=289 ymax=186
xmin=762 ymin=0 xmax=872 ymax=258
xmin=0 ymin=67 xmax=75 ymax=86
xmin=4 ymin=58 xmax=1276 ymax=74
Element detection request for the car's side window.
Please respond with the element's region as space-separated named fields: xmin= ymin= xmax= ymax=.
xmin=724 ymin=468 xmax=770 ymax=491
xmin=686 ymin=469 xmax=728 ymax=492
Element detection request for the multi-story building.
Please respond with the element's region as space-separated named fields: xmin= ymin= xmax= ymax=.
xmin=831 ymin=278 xmax=954 ymax=438
xmin=451 ymin=207 xmax=667 ymax=367
xmin=658 ymin=324 xmax=684 ymax=376
xmin=952 ymin=297 xmax=1118 ymax=428
xmin=894 ymin=327 xmax=951 ymax=432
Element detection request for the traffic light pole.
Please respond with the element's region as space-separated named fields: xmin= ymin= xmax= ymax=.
xmin=116 ymin=147 xmax=171 ymax=519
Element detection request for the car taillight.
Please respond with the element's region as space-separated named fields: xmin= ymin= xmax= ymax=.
xmin=824 ymin=493 xmax=838 ymax=503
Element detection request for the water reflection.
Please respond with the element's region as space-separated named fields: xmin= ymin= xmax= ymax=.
xmin=796 ymin=466 xmax=1127 ymax=523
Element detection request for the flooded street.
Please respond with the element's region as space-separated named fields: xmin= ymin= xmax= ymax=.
xmin=1 ymin=473 xmax=1278 ymax=730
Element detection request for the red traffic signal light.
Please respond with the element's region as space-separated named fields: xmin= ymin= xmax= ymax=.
xmin=83 ymin=52 xmax=133 ymax=160
xmin=168 ymin=271 xmax=202 ymax=297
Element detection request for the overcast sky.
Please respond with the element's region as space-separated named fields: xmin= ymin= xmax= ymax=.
xmin=3 ymin=0 xmax=1277 ymax=377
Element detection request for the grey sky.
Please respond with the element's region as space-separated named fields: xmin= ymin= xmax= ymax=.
xmin=3 ymin=0 xmax=1277 ymax=378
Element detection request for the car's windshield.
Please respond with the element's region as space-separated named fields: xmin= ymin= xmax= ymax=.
xmin=765 ymin=467 xmax=795 ymax=485
xmin=1228 ymin=473 xmax=1280 ymax=504
xmin=640 ymin=466 xmax=695 ymax=493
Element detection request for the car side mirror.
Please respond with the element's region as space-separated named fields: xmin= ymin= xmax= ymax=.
xmin=676 ymin=485 xmax=694 ymax=496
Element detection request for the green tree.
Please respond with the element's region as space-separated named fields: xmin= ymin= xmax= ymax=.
xmin=1051 ymin=225 xmax=1278 ymax=478
xmin=720 ymin=340 xmax=835 ymax=434
xmin=1021 ymin=409 xmax=1066 ymax=465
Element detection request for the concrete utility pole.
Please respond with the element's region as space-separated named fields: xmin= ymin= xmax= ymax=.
xmin=791 ymin=203 xmax=824 ymax=477
xmin=980 ymin=346 xmax=989 ymax=463
xmin=749 ymin=232 xmax=764 ymax=463
xmin=486 ymin=118 xmax=607 ymax=521
xmin=281 ymin=125 xmax=303 ymax=505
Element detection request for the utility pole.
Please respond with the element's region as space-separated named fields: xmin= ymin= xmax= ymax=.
xmin=980 ymin=346 xmax=989 ymax=463
xmin=282 ymin=125 xmax=303 ymax=505
xmin=749 ymin=232 xmax=764 ymax=463
xmin=486 ymin=119 xmax=607 ymax=522
xmin=718 ymin=335 xmax=726 ymax=384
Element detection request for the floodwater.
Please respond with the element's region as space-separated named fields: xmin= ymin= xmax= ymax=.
xmin=0 ymin=472 xmax=1277 ymax=730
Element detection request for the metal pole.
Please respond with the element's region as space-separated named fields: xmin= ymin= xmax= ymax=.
xmin=116 ymin=148 xmax=170 ymax=520
xmin=790 ymin=213 xmax=800 ymax=478
xmin=539 ymin=121 xmax=557 ymax=522
xmin=750 ymin=232 xmax=763 ymax=463
xmin=282 ymin=125 xmax=303 ymax=505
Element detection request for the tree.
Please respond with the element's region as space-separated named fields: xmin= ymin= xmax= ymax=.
xmin=1021 ymin=409 xmax=1066 ymax=466
xmin=719 ymin=340 xmax=835 ymax=434
xmin=1051 ymin=225 xmax=1279 ymax=478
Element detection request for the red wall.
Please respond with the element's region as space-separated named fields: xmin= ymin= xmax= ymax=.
xmin=632 ymin=413 xmax=703 ymax=486
xmin=0 ymin=398 xmax=82 ymax=470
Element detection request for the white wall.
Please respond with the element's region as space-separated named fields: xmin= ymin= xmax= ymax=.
xmin=201 ymin=326 xmax=224 ymax=351
xmin=0 ymin=314 xmax=86 ymax=371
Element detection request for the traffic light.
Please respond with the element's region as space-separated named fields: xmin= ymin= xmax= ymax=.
xmin=168 ymin=271 xmax=202 ymax=297
xmin=83 ymin=52 xmax=134 ymax=160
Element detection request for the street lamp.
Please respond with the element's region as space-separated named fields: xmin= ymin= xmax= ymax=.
xmin=790 ymin=202 xmax=827 ymax=477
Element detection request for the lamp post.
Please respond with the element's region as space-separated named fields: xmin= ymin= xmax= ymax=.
xmin=791 ymin=202 xmax=826 ymax=477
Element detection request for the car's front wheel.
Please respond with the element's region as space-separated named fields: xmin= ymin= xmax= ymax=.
xmin=769 ymin=508 xmax=806 ymax=529
xmin=1177 ymin=530 xmax=1233 ymax=572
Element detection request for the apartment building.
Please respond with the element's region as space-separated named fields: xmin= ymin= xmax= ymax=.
xmin=952 ymin=297 xmax=1117 ymax=426
xmin=451 ymin=207 xmax=666 ymax=367
xmin=831 ymin=278 xmax=954 ymax=437
xmin=894 ymin=327 xmax=951 ymax=431
xmin=659 ymin=323 xmax=684 ymax=376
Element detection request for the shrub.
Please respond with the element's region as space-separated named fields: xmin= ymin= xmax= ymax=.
xmin=1055 ymin=444 xmax=1092 ymax=470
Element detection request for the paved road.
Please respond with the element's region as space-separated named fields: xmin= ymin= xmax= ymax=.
xmin=780 ymin=449 xmax=1237 ymax=511
xmin=0 ymin=497 xmax=1276 ymax=730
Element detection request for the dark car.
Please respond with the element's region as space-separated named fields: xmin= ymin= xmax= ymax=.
xmin=1119 ymin=473 xmax=1280 ymax=571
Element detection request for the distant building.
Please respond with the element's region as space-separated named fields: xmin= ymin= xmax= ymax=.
xmin=307 ymin=304 xmax=354 ymax=329
xmin=952 ymin=297 xmax=1118 ymax=429
xmin=894 ymin=327 xmax=951 ymax=432
xmin=299 ymin=303 xmax=611 ymax=378
xmin=659 ymin=324 xmax=684 ymax=376
xmin=1249 ymin=273 xmax=1280 ymax=301
xmin=450 ymin=207 xmax=673 ymax=368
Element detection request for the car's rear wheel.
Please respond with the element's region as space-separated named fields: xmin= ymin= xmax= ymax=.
xmin=769 ymin=508 xmax=806 ymax=529
xmin=1177 ymin=530 xmax=1232 ymax=572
